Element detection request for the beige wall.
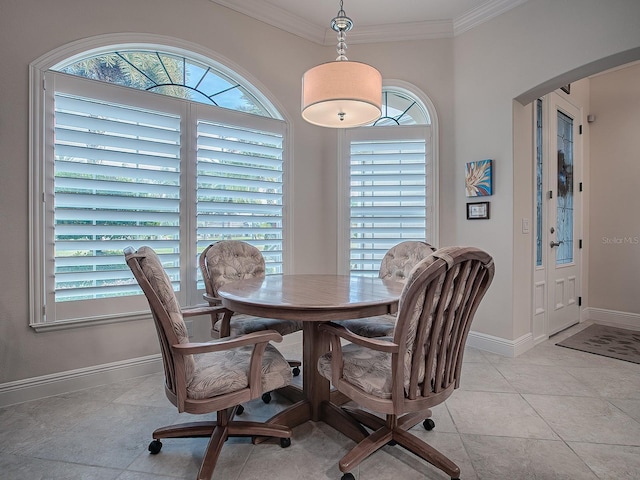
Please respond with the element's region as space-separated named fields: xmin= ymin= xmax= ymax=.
xmin=588 ymin=63 xmax=640 ymax=313
xmin=453 ymin=0 xmax=640 ymax=343
xmin=1 ymin=0 xmax=640 ymax=392
xmin=0 ymin=0 xmax=332 ymax=383
xmin=0 ymin=0 xmax=455 ymax=385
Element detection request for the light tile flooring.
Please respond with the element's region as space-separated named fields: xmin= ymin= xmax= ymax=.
xmin=2 ymin=321 xmax=640 ymax=479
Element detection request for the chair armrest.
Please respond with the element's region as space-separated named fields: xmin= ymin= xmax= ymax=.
xmin=201 ymin=294 xmax=233 ymax=337
xmin=319 ymin=322 xmax=400 ymax=353
xmin=172 ymin=329 xmax=283 ymax=355
xmin=181 ymin=304 xmax=228 ymax=318
xmin=202 ymin=293 xmax=222 ymax=306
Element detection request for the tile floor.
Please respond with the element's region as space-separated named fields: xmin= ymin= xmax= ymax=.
xmin=2 ymin=321 xmax=640 ymax=479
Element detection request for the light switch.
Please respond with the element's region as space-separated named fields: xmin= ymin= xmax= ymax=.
xmin=522 ymin=218 xmax=530 ymax=234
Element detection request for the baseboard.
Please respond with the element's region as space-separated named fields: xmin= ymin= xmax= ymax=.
xmin=281 ymin=330 xmax=536 ymax=358
xmin=0 ymin=354 xmax=163 ymax=408
xmin=583 ymin=307 xmax=640 ymax=329
xmin=0 ymin=326 xmax=555 ymax=408
xmin=466 ymin=330 xmax=534 ymax=358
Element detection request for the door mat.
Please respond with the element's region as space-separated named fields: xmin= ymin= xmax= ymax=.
xmin=556 ymin=324 xmax=640 ymax=364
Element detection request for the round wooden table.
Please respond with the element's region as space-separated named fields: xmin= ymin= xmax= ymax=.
xmin=217 ymin=274 xmax=403 ymax=436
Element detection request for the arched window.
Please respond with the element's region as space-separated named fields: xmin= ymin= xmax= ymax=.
xmin=29 ymin=38 xmax=289 ymax=328
xmin=56 ymin=50 xmax=276 ymax=116
xmin=339 ymin=83 xmax=437 ymax=275
xmin=372 ymin=89 xmax=430 ymax=126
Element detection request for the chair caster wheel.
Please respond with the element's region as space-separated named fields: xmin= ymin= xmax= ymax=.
xmin=292 ymin=366 xmax=301 ymax=376
xmin=341 ymin=473 xmax=355 ymax=480
xmin=280 ymin=437 xmax=291 ymax=448
xmin=148 ymin=439 xmax=162 ymax=454
xmin=423 ymin=418 xmax=435 ymax=431
xmin=262 ymin=392 xmax=272 ymax=403
xmin=236 ymin=405 xmax=244 ymax=415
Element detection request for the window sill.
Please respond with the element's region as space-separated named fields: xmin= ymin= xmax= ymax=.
xmin=29 ymin=312 xmax=151 ymax=332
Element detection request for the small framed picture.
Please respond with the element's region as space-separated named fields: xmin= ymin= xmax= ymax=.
xmin=467 ymin=201 xmax=490 ymax=220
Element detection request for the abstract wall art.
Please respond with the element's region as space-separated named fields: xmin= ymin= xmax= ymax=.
xmin=465 ymin=159 xmax=493 ymax=197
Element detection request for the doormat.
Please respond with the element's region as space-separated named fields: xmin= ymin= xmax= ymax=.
xmin=556 ymin=324 xmax=640 ymax=364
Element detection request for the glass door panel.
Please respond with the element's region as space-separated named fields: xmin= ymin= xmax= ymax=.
xmin=556 ymin=111 xmax=574 ymax=265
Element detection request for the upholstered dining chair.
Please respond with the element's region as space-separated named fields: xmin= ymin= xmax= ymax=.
xmin=199 ymin=240 xmax=303 ymax=402
xmin=338 ymin=240 xmax=436 ymax=338
xmin=318 ymin=246 xmax=495 ymax=480
xmin=124 ymin=246 xmax=292 ymax=480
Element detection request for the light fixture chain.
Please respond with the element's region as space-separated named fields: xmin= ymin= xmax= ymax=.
xmin=331 ymin=0 xmax=353 ymax=61
xmin=337 ymin=31 xmax=348 ymax=61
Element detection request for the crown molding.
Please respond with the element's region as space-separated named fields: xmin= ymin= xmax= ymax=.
xmin=211 ymin=0 xmax=526 ymax=44
xmin=454 ymin=0 xmax=529 ymax=35
xmin=334 ymin=20 xmax=454 ymax=45
xmin=212 ymin=0 xmax=326 ymax=44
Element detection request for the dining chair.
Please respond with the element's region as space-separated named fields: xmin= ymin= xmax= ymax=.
xmin=338 ymin=240 xmax=436 ymax=338
xmin=318 ymin=246 xmax=495 ymax=480
xmin=124 ymin=246 xmax=292 ymax=480
xmin=199 ymin=240 xmax=302 ymax=402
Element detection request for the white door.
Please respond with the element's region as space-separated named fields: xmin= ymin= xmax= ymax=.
xmin=533 ymin=93 xmax=583 ymax=337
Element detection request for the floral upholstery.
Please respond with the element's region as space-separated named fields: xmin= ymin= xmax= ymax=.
xmin=202 ymin=241 xmax=302 ymax=337
xmin=318 ymin=304 xmax=430 ymax=399
xmin=135 ymin=246 xmax=292 ymax=400
xmin=338 ymin=241 xmax=436 ymax=338
xmin=189 ymin=343 xmax=292 ymax=400
xmin=203 ymin=240 xmax=266 ymax=295
xmin=318 ymin=337 xmax=397 ymax=399
xmin=378 ymin=241 xmax=437 ymax=282
xmin=213 ymin=314 xmax=302 ymax=337
xmin=337 ymin=315 xmax=396 ymax=338
xmin=138 ymin=246 xmax=195 ymax=381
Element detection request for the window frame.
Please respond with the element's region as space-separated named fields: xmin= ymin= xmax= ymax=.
xmin=336 ymin=80 xmax=439 ymax=274
xmin=29 ymin=34 xmax=293 ymax=331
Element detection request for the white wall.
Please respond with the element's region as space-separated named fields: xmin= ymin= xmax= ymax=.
xmin=588 ymin=63 xmax=640 ymax=315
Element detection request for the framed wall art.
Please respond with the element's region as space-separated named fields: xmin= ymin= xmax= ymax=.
xmin=465 ymin=159 xmax=493 ymax=197
xmin=467 ymin=201 xmax=490 ymax=220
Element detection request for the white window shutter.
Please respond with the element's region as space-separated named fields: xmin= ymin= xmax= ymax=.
xmin=196 ymin=114 xmax=285 ymax=276
xmin=347 ymin=126 xmax=429 ymax=276
xmin=54 ymin=92 xmax=182 ymax=303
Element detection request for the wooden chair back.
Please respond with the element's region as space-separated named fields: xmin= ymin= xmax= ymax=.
xmin=124 ymin=246 xmax=192 ymax=410
xmin=391 ymin=246 xmax=494 ymax=411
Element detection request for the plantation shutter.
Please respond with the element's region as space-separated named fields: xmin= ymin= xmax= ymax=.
xmin=347 ymin=126 xmax=429 ymax=276
xmin=34 ymin=54 xmax=289 ymax=327
xmin=196 ymin=109 xmax=285 ymax=275
xmin=53 ymin=91 xmax=182 ymax=308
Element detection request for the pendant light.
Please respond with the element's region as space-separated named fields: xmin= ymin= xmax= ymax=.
xmin=301 ymin=0 xmax=382 ymax=128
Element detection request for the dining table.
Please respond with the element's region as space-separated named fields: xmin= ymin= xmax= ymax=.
xmin=216 ymin=274 xmax=404 ymax=440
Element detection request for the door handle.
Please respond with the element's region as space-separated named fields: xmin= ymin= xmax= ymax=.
xmin=550 ymin=240 xmax=563 ymax=248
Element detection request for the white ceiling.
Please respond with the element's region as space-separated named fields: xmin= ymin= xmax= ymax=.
xmin=211 ymin=0 xmax=528 ymax=44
